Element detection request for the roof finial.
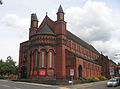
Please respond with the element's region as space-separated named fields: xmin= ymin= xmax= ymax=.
xmin=46 ymin=12 xmax=48 ymax=16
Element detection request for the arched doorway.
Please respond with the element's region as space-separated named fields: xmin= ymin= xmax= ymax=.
xmin=20 ymin=66 xmax=27 ymax=78
xmin=78 ymin=65 xmax=82 ymax=78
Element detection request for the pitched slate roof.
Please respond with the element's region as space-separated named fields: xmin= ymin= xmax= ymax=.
xmin=66 ymin=30 xmax=99 ymax=54
xmin=37 ymin=24 xmax=55 ymax=35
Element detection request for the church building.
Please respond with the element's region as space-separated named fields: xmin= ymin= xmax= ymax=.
xmin=18 ymin=5 xmax=102 ymax=80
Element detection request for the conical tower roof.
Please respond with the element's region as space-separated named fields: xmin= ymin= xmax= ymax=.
xmin=57 ymin=5 xmax=64 ymax=14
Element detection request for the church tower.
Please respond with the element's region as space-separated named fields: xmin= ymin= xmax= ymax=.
xmin=57 ymin=5 xmax=64 ymax=21
xmin=55 ymin=5 xmax=66 ymax=35
xmin=55 ymin=5 xmax=67 ymax=78
xmin=29 ymin=13 xmax=39 ymax=37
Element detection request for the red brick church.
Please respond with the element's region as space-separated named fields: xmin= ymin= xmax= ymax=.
xmin=18 ymin=5 xmax=103 ymax=80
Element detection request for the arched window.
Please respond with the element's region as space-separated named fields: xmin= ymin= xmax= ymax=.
xmin=42 ymin=51 xmax=45 ymax=67
xmin=49 ymin=51 xmax=52 ymax=68
xmin=35 ymin=51 xmax=38 ymax=67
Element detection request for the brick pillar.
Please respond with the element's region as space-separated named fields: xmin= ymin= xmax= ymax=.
xmin=56 ymin=44 xmax=66 ymax=79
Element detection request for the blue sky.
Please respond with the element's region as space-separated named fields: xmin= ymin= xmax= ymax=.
xmin=0 ymin=0 xmax=120 ymax=64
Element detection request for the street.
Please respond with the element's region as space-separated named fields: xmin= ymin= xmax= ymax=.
xmin=1 ymin=79 xmax=120 ymax=89
xmin=74 ymin=81 xmax=120 ymax=89
xmin=0 ymin=80 xmax=58 ymax=89
xmin=84 ymin=83 xmax=120 ymax=89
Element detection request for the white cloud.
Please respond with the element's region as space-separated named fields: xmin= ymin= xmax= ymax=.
xmin=91 ymin=40 xmax=120 ymax=63
xmin=66 ymin=1 xmax=114 ymax=42
xmin=65 ymin=1 xmax=120 ymax=63
xmin=0 ymin=1 xmax=120 ymax=64
xmin=0 ymin=14 xmax=29 ymax=38
xmin=0 ymin=14 xmax=29 ymax=63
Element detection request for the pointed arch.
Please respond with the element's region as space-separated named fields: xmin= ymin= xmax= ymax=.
xmin=48 ymin=49 xmax=55 ymax=68
xmin=78 ymin=65 xmax=82 ymax=78
xmin=33 ymin=49 xmax=39 ymax=68
xmin=40 ymin=49 xmax=47 ymax=68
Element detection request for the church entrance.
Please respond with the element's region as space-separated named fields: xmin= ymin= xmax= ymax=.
xmin=78 ymin=65 xmax=82 ymax=78
xmin=20 ymin=66 xmax=27 ymax=78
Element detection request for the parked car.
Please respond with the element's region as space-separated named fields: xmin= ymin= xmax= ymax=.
xmin=107 ymin=78 xmax=119 ymax=87
xmin=114 ymin=77 xmax=120 ymax=84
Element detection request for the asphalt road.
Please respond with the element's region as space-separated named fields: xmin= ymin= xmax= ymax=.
xmin=1 ymin=79 xmax=120 ymax=89
xmin=0 ymin=80 xmax=58 ymax=89
xmin=84 ymin=82 xmax=120 ymax=89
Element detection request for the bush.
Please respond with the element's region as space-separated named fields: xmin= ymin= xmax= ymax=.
xmin=100 ymin=76 xmax=107 ymax=80
xmin=94 ymin=77 xmax=100 ymax=81
xmin=88 ymin=76 xmax=107 ymax=82
xmin=88 ymin=76 xmax=99 ymax=82
xmin=0 ymin=76 xmax=12 ymax=79
xmin=3 ymin=77 xmax=9 ymax=79
xmin=0 ymin=76 xmax=5 ymax=79
xmin=88 ymin=77 xmax=94 ymax=82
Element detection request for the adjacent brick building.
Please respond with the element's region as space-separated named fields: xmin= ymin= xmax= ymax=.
xmin=96 ymin=54 xmax=120 ymax=78
xmin=109 ymin=60 xmax=118 ymax=77
xmin=95 ymin=54 xmax=110 ymax=78
xmin=18 ymin=5 xmax=119 ymax=80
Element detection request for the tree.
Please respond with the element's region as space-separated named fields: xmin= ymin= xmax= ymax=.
xmin=118 ymin=62 xmax=120 ymax=66
xmin=5 ymin=56 xmax=17 ymax=75
xmin=0 ymin=56 xmax=18 ymax=75
xmin=0 ymin=59 xmax=4 ymax=75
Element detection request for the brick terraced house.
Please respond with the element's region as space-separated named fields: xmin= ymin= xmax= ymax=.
xmin=18 ymin=5 xmax=105 ymax=80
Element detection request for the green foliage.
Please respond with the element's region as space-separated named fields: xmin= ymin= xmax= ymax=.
xmin=118 ymin=62 xmax=120 ymax=66
xmin=0 ymin=59 xmax=4 ymax=75
xmin=0 ymin=56 xmax=18 ymax=75
xmin=94 ymin=77 xmax=100 ymax=81
xmin=88 ymin=76 xmax=99 ymax=82
xmin=0 ymin=76 xmax=13 ymax=79
xmin=0 ymin=76 xmax=5 ymax=79
xmin=98 ymin=76 xmax=107 ymax=80
xmin=88 ymin=76 xmax=107 ymax=82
